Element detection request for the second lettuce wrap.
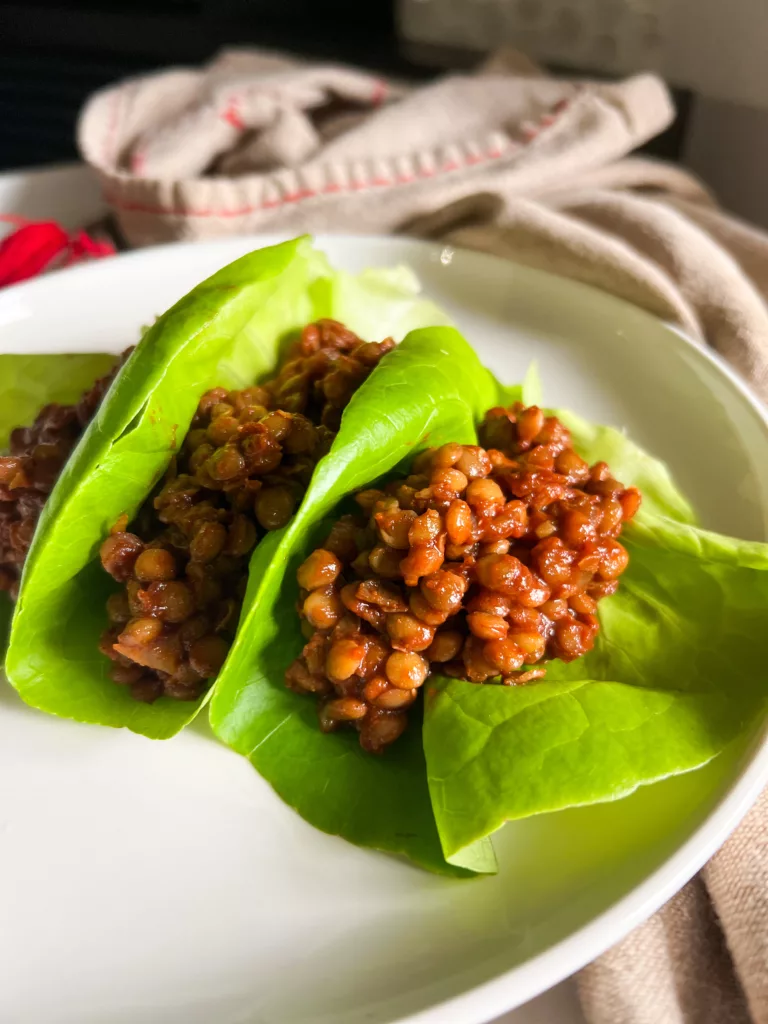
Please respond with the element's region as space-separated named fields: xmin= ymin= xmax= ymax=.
xmin=210 ymin=326 xmax=511 ymax=875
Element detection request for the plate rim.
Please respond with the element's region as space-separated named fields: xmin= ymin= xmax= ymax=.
xmin=2 ymin=232 xmax=767 ymax=1024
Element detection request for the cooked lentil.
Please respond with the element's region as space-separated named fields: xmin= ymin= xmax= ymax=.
xmin=0 ymin=356 xmax=126 ymax=598
xmin=287 ymin=403 xmax=641 ymax=753
xmin=99 ymin=320 xmax=394 ymax=704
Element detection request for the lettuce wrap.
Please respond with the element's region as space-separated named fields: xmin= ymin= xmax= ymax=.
xmin=423 ymin=413 xmax=768 ymax=861
xmin=210 ymin=365 xmax=768 ymax=872
xmin=4 ymin=237 xmax=452 ymax=739
xmin=1 ymin=352 xmax=119 ymax=655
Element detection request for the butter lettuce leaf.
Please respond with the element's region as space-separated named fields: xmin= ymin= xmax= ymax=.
xmin=560 ymin=409 xmax=696 ymax=525
xmin=1 ymin=352 xmax=117 ymax=661
xmin=210 ymin=326 xmax=503 ymax=876
xmin=0 ymin=352 xmax=118 ymax=450
xmin=0 ymin=594 xmax=10 ymax=656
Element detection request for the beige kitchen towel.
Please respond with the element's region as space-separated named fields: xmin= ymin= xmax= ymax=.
xmin=578 ymin=876 xmax=753 ymax=1024
xmin=78 ymin=49 xmax=768 ymax=1022
xmin=578 ymin=787 xmax=768 ymax=1024
xmin=77 ymin=47 xmax=768 ymax=402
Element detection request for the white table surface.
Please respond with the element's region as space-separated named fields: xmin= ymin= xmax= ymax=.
xmin=0 ymin=161 xmax=586 ymax=1024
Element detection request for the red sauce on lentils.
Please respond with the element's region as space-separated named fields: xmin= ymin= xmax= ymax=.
xmin=99 ymin=320 xmax=394 ymax=704
xmin=0 ymin=356 xmax=125 ymax=598
xmin=287 ymin=403 xmax=641 ymax=753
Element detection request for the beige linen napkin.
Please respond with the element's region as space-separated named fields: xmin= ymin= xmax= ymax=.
xmin=77 ymin=49 xmax=768 ymax=1022
xmin=579 ymin=788 xmax=768 ymax=1024
xmin=77 ymin=47 xmax=768 ymax=401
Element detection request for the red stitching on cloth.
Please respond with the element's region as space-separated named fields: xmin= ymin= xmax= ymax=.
xmin=221 ymin=100 xmax=246 ymax=130
xmin=105 ymin=97 xmax=571 ymax=219
xmin=282 ymin=189 xmax=317 ymax=203
xmin=0 ymin=212 xmax=31 ymax=226
xmin=371 ymin=80 xmax=388 ymax=106
xmin=105 ymin=144 xmax=502 ymax=218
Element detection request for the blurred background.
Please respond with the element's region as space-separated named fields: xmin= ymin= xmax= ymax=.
xmin=0 ymin=8 xmax=767 ymax=1024
xmin=0 ymin=0 xmax=767 ymax=226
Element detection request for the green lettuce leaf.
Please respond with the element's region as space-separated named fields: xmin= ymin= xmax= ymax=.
xmin=0 ymin=594 xmax=10 ymax=655
xmin=6 ymin=238 xmax=444 ymax=738
xmin=495 ymin=362 xmax=542 ymax=408
xmin=325 ymin=265 xmax=450 ymax=341
xmin=0 ymin=352 xmax=118 ymax=450
xmin=210 ymin=326 xmax=504 ymax=876
xmin=1 ymin=352 xmax=118 ymax=660
xmin=425 ymin=423 xmax=768 ymax=860
xmin=560 ymin=409 xmax=696 ymax=525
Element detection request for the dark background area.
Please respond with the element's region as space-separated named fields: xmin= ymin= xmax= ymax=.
xmin=0 ymin=0 xmax=691 ymax=170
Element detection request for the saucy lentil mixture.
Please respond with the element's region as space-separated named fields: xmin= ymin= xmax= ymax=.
xmin=99 ymin=320 xmax=394 ymax=704
xmin=288 ymin=403 xmax=641 ymax=753
xmin=0 ymin=357 xmax=124 ymax=599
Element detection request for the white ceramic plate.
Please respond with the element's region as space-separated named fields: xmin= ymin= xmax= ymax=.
xmin=1 ymin=235 xmax=767 ymax=1024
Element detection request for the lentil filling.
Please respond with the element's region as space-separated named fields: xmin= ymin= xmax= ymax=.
xmin=0 ymin=356 xmax=126 ymax=599
xmin=98 ymin=320 xmax=394 ymax=704
xmin=288 ymin=403 xmax=642 ymax=754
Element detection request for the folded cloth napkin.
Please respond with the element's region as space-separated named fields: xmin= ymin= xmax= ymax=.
xmin=77 ymin=49 xmax=768 ymax=1022
xmin=78 ymin=46 xmax=768 ymax=403
xmin=579 ymin=787 xmax=768 ymax=1024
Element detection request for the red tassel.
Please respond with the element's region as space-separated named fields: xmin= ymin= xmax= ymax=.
xmin=0 ymin=221 xmax=70 ymax=287
xmin=67 ymin=229 xmax=116 ymax=264
xmin=0 ymin=218 xmax=116 ymax=288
